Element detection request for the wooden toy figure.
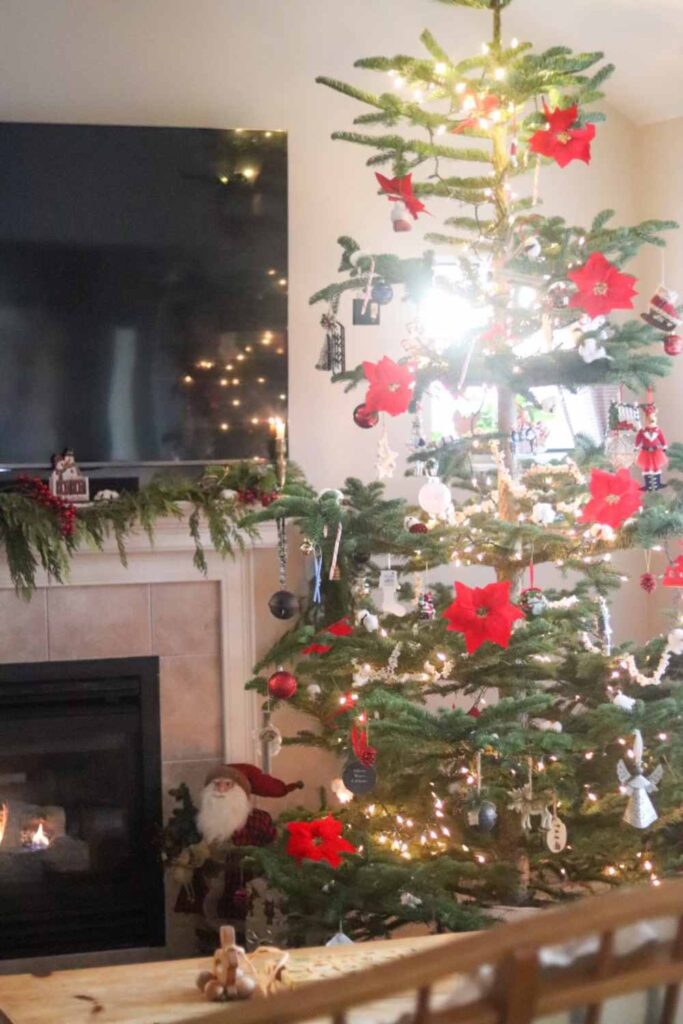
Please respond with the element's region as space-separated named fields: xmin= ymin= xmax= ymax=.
xmin=196 ymin=925 xmax=257 ymax=1002
xmin=634 ymin=393 xmax=668 ymax=491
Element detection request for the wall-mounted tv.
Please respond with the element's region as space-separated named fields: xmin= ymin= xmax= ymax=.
xmin=0 ymin=122 xmax=287 ymax=467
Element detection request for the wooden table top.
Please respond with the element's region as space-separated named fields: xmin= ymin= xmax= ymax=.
xmin=0 ymin=934 xmax=455 ymax=1024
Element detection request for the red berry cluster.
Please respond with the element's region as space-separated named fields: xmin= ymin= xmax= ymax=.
xmin=17 ymin=476 xmax=77 ymax=538
xmin=237 ymin=487 xmax=278 ymax=507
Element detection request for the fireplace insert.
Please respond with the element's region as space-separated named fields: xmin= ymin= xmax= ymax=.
xmin=0 ymin=657 xmax=165 ymax=960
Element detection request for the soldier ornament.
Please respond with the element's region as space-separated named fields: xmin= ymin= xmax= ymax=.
xmin=634 ymin=392 xmax=667 ymax=491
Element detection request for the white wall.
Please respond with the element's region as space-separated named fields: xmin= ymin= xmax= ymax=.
xmin=0 ymin=0 xmax=652 ymax=640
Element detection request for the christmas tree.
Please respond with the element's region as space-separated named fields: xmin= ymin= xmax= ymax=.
xmin=243 ymin=0 xmax=683 ymax=945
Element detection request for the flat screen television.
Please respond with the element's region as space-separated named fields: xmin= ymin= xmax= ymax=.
xmin=0 ymin=122 xmax=288 ymax=468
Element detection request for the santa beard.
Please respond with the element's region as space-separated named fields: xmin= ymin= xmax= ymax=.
xmin=196 ymin=784 xmax=251 ymax=845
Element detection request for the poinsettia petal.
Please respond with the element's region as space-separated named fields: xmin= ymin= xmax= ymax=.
xmin=327 ymin=618 xmax=353 ymax=636
xmin=546 ymin=104 xmax=578 ymax=132
xmin=302 ymin=643 xmax=333 ymax=656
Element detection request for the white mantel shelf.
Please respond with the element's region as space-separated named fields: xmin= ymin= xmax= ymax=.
xmin=0 ymin=509 xmax=279 ymax=763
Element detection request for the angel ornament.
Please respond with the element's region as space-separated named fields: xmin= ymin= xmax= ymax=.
xmin=617 ymin=729 xmax=664 ymax=829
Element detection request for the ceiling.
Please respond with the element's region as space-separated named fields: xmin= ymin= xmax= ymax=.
xmin=504 ymin=0 xmax=683 ymax=124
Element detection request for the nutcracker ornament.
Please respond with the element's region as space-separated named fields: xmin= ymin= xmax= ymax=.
xmin=617 ymin=730 xmax=664 ymax=829
xmin=641 ymin=285 xmax=682 ymax=357
xmin=634 ymin=392 xmax=667 ymax=491
xmin=604 ymin=398 xmax=640 ymax=471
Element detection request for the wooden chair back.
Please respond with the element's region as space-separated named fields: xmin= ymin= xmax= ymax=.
xmin=192 ymin=879 xmax=683 ymax=1024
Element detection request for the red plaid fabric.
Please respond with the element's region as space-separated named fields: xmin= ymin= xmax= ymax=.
xmin=231 ymin=808 xmax=276 ymax=847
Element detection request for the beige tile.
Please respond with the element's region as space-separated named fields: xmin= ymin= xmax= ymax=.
xmin=151 ymin=581 xmax=220 ymax=657
xmin=160 ymin=655 xmax=222 ymax=762
xmin=47 ymin=584 xmax=151 ymax=660
xmin=0 ymin=589 xmax=48 ymax=663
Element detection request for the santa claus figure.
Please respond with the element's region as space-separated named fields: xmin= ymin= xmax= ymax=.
xmin=176 ymin=763 xmax=302 ymax=940
xmin=196 ymin=763 xmax=301 ymax=848
xmin=635 ymin=398 xmax=668 ymax=491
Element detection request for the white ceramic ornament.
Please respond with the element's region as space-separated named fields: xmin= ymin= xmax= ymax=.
xmin=220 ymin=488 xmax=238 ymax=501
xmin=531 ymin=718 xmax=563 ymax=733
xmin=612 ymin=691 xmax=636 ymax=712
xmin=352 ymin=666 xmax=371 ymax=688
xmin=545 ymin=816 xmax=568 ymax=853
xmin=668 ymin=628 xmax=683 ymax=656
xmin=306 ymin=683 xmax=322 ymax=699
xmin=399 ymin=892 xmax=423 ymax=908
xmin=531 ymin=502 xmax=556 ymax=526
xmin=94 ymin=488 xmax=120 ymax=502
xmin=418 ymin=478 xmax=452 ymax=518
xmin=521 ymin=235 xmax=542 ymax=260
xmin=617 ymin=729 xmax=664 ymax=829
xmin=358 ymin=609 xmax=379 ymax=632
xmin=378 ymin=569 xmax=406 ymax=617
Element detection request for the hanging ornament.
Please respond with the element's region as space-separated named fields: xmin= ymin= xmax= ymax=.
xmin=545 ymin=800 xmax=568 ymax=854
xmin=641 ymin=285 xmax=682 ymax=334
xmin=342 ymin=721 xmax=377 ymax=795
xmin=567 ymin=252 xmax=638 ymax=319
xmin=508 ymin=762 xmax=553 ymax=832
xmin=418 ymin=591 xmax=435 ymax=621
xmin=664 ymin=334 xmax=682 ymax=356
xmin=520 ymin=235 xmax=542 ymax=261
xmin=510 ymin=407 xmax=548 ymax=457
xmin=530 ymin=718 xmax=563 ymax=733
xmin=375 ymin=171 xmax=428 ymax=228
xmin=268 ymin=518 xmax=299 ymax=620
xmin=465 ymin=753 xmax=497 ymax=832
xmin=399 ymin=892 xmax=423 ymax=909
xmin=371 ymin=280 xmax=393 ymax=305
xmin=519 ymin=586 xmax=547 ymax=617
xmin=418 ymin=476 xmax=452 ymax=518
xmin=358 ymin=609 xmax=379 ymax=633
xmin=267 ymin=669 xmax=298 ymax=701
xmin=635 ymin=391 xmax=667 ymax=491
xmin=408 ymin=409 xmax=428 ymax=476
xmin=328 ymin=521 xmax=343 ymax=581
xmin=258 ymin=709 xmax=282 ymax=770
xmin=306 ymin=682 xmax=322 ymax=699
xmin=378 ymin=560 xmax=406 ymax=617
xmin=529 ymin=102 xmax=595 ymax=168
xmin=376 ymin=425 xmax=398 ymax=481
xmin=663 ymin=555 xmax=683 ymax=587
xmin=362 ymin=356 xmax=415 ymax=417
xmin=579 ymin=467 xmax=642 ymax=530
xmin=640 ymin=551 xmax=657 ymax=594
xmin=353 ymin=403 xmax=379 ymax=429
xmin=605 ymin=397 xmax=640 ymax=470
xmin=617 ymin=729 xmax=664 ymax=829
xmin=404 ymin=515 xmax=428 ymax=534
xmin=547 ymin=280 xmax=570 ymax=309
xmin=612 ymin=691 xmax=636 ymax=712
xmin=326 ymin=925 xmax=354 ymax=946
xmin=443 ymin=580 xmax=524 ymax=654
xmin=531 ymin=502 xmax=556 ymax=526
xmin=316 ymin=312 xmax=346 ymax=375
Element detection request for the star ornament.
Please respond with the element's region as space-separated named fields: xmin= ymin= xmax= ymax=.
xmin=442 ymin=580 xmax=524 ymax=654
xmin=285 ymin=815 xmax=358 ymax=869
xmin=579 ymin=467 xmax=642 ymax=530
xmin=375 ymin=172 xmax=427 ymax=220
xmin=568 ymin=252 xmax=638 ymax=319
xmin=529 ymin=103 xmax=596 ymax=168
xmin=363 ymin=356 xmax=415 ymax=417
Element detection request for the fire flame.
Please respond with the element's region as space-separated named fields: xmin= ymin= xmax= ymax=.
xmin=0 ymin=802 xmax=6 ymax=846
xmin=31 ymin=821 xmax=50 ymax=850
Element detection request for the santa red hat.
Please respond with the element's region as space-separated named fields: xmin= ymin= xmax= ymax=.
xmin=204 ymin=763 xmax=303 ymax=798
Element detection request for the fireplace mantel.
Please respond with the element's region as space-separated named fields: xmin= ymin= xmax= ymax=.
xmin=0 ymin=510 xmax=279 ymax=765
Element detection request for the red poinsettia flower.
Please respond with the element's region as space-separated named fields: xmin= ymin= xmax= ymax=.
xmin=579 ymin=467 xmax=642 ymax=530
xmin=302 ymin=642 xmax=333 ymax=656
xmin=363 ymin=356 xmax=415 ymax=417
xmin=452 ymin=92 xmax=500 ymax=134
xmin=285 ymin=815 xmax=358 ymax=869
xmin=568 ymin=252 xmax=638 ymax=319
xmin=375 ymin=172 xmax=427 ymax=220
xmin=529 ymin=103 xmax=595 ymax=168
xmin=442 ymin=581 xmax=524 ymax=654
xmin=327 ymin=617 xmax=353 ymax=637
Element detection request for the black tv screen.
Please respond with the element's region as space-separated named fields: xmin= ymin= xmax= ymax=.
xmin=0 ymin=122 xmax=288 ymax=466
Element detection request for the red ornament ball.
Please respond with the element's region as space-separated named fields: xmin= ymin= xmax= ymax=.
xmin=409 ymin=522 xmax=428 ymax=535
xmin=640 ymin=572 xmax=657 ymax=594
xmin=353 ymin=403 xmax=379 ymax=429
xmin=267 ymin=669 xmax=298 ymax=700
xmin=664 ymin=334 xmax=682 ymax=356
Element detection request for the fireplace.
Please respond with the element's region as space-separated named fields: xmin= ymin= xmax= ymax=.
xmin=0 ymin=657 xmax=165 ymax=961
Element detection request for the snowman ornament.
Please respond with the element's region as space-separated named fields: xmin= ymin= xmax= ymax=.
xmin=617 ymin=729 xmax=664 ymax=829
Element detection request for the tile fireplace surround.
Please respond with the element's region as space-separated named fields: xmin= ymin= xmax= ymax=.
xmin=0 ymin=508 xmax=325 ymax=973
